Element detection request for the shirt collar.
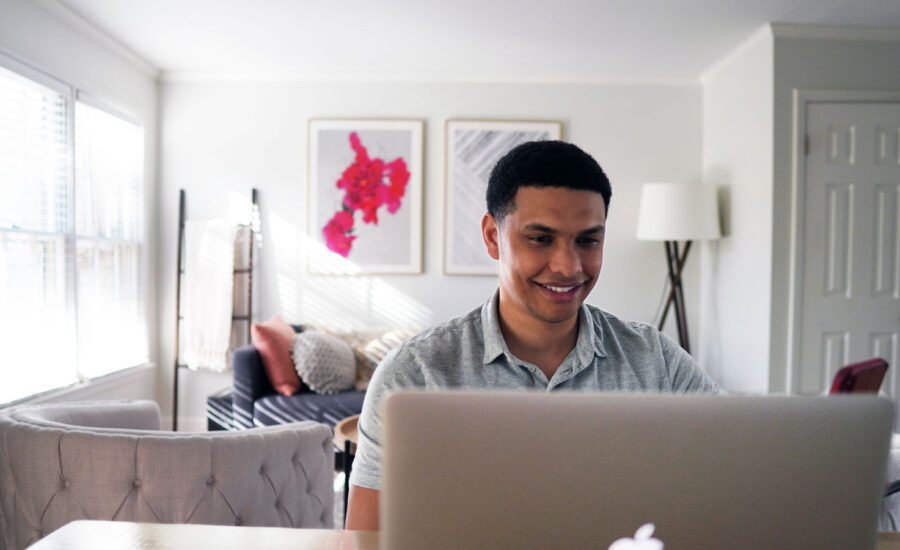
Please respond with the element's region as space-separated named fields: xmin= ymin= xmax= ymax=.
xmin=481 ymin=289 xmax=507 ymax=364
xmin=576 ymin=302 xmax=607 ymax=366
xmin=481 ymin=289 xmax=608 ymax=366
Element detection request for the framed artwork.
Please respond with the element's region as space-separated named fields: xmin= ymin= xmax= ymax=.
xmin=444 ymin=119 xmax=562 ymax=275
xmin=308 ymin=119 xmax=424 ymax=274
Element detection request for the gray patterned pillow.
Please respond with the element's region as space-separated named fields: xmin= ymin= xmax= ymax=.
xmin=291 ymin=331 xmax=356 ymax=394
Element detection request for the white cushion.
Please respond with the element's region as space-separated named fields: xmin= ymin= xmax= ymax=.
xmin=292 ymin=331 xmax=357 ymax=394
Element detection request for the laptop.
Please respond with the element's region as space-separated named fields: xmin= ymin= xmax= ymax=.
xmin=381 ymin=392 xmax=893 ymax=550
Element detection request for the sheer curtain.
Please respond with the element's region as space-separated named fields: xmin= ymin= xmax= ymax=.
xmin=0 ymin=60 xmax=147 ymax=404
xmin=74 ymin=100 xmax=146 ymax=379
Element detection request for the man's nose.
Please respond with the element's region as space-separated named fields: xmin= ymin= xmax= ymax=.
xmin=549 ymin=243 xmax=580 ymax=277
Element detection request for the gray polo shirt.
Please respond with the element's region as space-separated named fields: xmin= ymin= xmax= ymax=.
xmin=349 ymin=290 xmax=719 ymax=490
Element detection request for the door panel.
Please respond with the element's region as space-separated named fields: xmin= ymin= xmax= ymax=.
xmin=800 ymin=102 xmax=900 ymax=396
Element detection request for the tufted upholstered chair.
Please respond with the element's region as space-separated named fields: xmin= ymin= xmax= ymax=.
xmin=0 ymin=400 xmax=334 ymax=550
xmin=880 ymin=434 xmax=900 ymax=530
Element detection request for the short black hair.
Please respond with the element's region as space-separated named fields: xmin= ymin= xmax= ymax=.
xmin=486 ymin=140 xmax=611 ymax=222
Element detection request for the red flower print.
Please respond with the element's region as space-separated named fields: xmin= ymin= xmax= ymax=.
xmin=322 ymin=210 xmax=356 ymax=257
xmin=322 ymin=132 xmax=412 ymax=257
xmin=383 ymin=158 xmax=409 ymax=214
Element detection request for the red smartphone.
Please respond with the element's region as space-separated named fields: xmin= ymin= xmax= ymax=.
xmin=829 ymin=358 xmax=889 ymax=394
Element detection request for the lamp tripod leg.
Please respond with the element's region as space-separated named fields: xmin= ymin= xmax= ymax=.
xmin=658 ymin=240 xmax=692 ymax=354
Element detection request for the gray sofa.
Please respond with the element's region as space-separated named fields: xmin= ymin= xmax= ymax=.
xmin=0 ymin=400 xmax=334 ymax=550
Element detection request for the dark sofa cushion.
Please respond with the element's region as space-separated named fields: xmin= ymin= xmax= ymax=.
xmin=254 ymin=390 xmax=366 ymax=430
xmin=206 ymin=389 xmax=234 ymax=431
xmin=232 ymin=345 xmax=275 ymax=428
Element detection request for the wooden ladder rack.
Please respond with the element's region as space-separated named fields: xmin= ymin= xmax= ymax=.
xmin=172 ymin=188 xmax=258 ymax=431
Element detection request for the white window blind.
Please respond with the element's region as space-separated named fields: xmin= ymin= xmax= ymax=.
xmin=0 ymin=60 xmax=147 ymax=404
xmin=75 ymin=100 xmax=146 ymax=379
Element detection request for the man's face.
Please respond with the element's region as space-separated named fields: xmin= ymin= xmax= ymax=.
xmin=482 ymin=186 xmax=606 ymax=329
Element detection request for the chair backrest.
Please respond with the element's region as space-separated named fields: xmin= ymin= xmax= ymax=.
xmin=0 ymin=400 xmax=334 ymax=550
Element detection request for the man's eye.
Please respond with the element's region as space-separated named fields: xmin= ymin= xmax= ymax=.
xmin=577 ymin=238 xmax=600 ymax=246
xmin=528 ymin=235 xmax=551 ymax=244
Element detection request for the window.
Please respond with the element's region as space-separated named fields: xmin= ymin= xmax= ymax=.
xmin=0 ymin=59 xmax=146 ymax=404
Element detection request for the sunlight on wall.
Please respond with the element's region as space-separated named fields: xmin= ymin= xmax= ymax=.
xmin=366 ymin=277 xmax=432 ymax=328
xmin=268 ymin=214 xmax=431 ymax=330
xmin=305 ymin=231 xmax=364 ymax=276
xmin=269 ymin=215 xmax=302 ymax=320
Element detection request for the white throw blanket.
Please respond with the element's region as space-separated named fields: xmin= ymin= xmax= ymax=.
xmin=182 ymin=219 xmax=238 ymax=372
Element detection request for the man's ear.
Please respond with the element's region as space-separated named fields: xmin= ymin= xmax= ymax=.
xmin=482 ymin=213 xmax=500 ymax=260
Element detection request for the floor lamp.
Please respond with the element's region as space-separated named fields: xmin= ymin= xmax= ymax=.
xmin=636 ymin=183 xmax=721 ymax=354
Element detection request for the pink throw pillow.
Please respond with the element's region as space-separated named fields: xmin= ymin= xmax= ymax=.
xmin=251 ymin=315 xmax=301 ymax=396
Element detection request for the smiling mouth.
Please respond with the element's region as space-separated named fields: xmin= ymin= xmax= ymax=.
xmin=536 ymin=282 xmax=583 ymax=294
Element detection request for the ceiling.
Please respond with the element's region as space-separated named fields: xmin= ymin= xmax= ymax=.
xmin=50 ymin=0 xmax=900 ymax=82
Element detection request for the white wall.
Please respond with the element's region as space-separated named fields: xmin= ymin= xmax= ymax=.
xmin=699 ymin=25 xmax=900 ymax=395
xmin=699 ymin=27 xmax=774 ymax=393
xmin=769 ymin=28 xmax=900 ymax=392
xmin=0 ymin=0 xmax=159 ymax=406
xmin=159 ymin=79 xmax=704 ymax=428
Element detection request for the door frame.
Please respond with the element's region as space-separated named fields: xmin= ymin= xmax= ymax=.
xmin=786 ymin=90 xmax=900 ymax=393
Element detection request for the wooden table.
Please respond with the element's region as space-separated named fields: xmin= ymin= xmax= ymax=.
xmin=27 ymin=521 xmax=379 ymax=550
xmin=25 ymin=520 xmax=900 ymax=549
xmin=334 ymin=413 xmax=361 ymax=526
xmin=334 ymin=413 xmax=360 ymax=455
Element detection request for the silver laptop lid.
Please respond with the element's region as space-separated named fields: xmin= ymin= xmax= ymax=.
xmin=382 ymin=392 xmax=893 ymax=550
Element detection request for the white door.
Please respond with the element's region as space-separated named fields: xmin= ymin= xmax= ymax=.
xmin=799 ymin=102 xmax=900 ymax=395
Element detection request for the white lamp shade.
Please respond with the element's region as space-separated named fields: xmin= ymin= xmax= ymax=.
xmin=636 ymin=182 xmax=721 ymax=241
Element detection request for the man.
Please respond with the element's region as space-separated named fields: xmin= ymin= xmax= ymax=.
xmin=345 ymin=140 xmax=719 ymax=530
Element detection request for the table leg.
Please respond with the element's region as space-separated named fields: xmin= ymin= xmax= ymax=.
xmin=343 ymin=439 xmax=352 ymax=527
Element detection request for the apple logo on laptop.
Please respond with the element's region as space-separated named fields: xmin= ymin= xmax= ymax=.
xmin=608 ymin=523 xmax=664 ymax=550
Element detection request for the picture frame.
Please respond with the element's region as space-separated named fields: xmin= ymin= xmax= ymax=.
xmin=443 ymin=119 xmax=562 ymax=275
xmin=308 ymin=118 xmax=424 ymax=274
